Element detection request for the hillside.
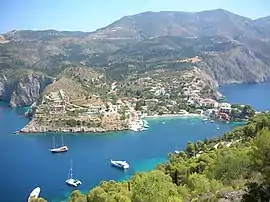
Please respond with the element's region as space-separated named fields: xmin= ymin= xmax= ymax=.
xmin=1 ymin=9 xmax=270 ymax=106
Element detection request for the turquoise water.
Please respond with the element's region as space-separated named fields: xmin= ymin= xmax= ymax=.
xmin=1 ymin=82 xmax=269 ymax=202
xmin=0 ymin=104 xmax=237 ymax=202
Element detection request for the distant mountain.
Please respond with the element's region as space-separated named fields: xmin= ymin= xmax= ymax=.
xmin=91 ymin=9 xmax=263 ymax=40
xmin=253 ymin=16 xmax=270 ymax=39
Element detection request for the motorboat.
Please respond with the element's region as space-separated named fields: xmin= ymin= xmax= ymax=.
xmin=210 ymin=120 xmax=215 ymax=123
xmin=202 ymin=118 xmax=208 ymax=122
xmin=110 ymin=160 xmax=129 ymax=169
xmin=174 ymin=150 xmax=180 ymax=154
xmin=65 ymin=160 xmax=82 ymax=187
xmin=50 ymin=135 xmax=68 ymax=153
xmin=28 ymin=187 xmax=40 ymax=202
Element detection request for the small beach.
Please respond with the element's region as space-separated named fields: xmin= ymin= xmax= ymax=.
xmin=144 ymin=113 xmax=205 ymax=120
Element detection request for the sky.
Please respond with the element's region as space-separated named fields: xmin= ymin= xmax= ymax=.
xmin=1 ymin=0 xmax=270 ymax=33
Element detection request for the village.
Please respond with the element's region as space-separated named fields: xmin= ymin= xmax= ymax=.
xmin=20 ymin=67 xmax=254 ymax=134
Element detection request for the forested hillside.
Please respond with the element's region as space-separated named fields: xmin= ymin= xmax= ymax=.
xmin=59 ymin=113 xmax=270 ymax=202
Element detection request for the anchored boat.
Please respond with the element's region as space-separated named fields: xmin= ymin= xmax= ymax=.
xmin=65 ymin=160 xmax=82 ymax=187
xmin=27 ymin=187 xmax=40 ymax=202
xmin=110 ymin=160 xmax=130 ymax=169
xmin=50 ymin=135 xmax=68 ymax=153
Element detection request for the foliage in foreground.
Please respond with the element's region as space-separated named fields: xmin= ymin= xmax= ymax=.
xmin=66 ymin=113 xmax=270 ymax=202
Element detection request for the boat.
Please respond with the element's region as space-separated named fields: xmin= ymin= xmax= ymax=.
xmin=130 ymin=125 xmax=139 ymax=132
xmin=174 ymin=150 xmax=180 ymax=154
xmin=210 ymin=120 xmax=214 ymax=123
xmin=65 ymin=160 xmax=82 ymax=187
xmin=110 ymin=160 xmax=129 ymax=169
xmin=143 ymin=120 xmax=149 ymax=128
xmin=216 ymin=126 xmax=220 ymax=130
xmin=202 ymin=118 xmax=208 ymax=122
xmin=28 ymin=187 xmax=40 ymax=202
xmin=50 ymin=135 xmax=68 ymax=153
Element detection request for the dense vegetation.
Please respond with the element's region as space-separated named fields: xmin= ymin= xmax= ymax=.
xmin=63 ymin=113 xmax=270 ymax=202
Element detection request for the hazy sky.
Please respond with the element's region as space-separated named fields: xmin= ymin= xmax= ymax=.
xmin=1 ymin=0 xmax=270 ymax=33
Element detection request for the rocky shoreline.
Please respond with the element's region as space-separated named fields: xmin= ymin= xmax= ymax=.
xmin=18 ymin=120 xmax=128 ymax=134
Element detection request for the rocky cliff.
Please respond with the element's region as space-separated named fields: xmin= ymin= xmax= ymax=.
xmin=0 ymin=72 xmax=53 ymax=107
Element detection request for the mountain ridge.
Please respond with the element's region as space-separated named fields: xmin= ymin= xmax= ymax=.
xmin=1 ymin=9 xmax=270 ymax=106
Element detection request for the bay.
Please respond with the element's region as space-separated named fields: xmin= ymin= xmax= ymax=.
xmin=1 ymin=81 xmax=269 ymax=202
xmin=219 ymin=81 xmax=270 ymax=111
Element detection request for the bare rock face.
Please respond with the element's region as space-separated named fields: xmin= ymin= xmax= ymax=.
xmin=0 ymin=73 xmax=52 ymax=107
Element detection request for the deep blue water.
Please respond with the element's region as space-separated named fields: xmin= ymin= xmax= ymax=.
xmin=219 ymin=81 xmax=270 ymax=111
xmin=1 ymin=82 xmax=269 ymax=202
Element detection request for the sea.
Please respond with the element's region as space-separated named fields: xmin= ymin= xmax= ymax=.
xmin=1 ymin=81 xmax=269 ymax=202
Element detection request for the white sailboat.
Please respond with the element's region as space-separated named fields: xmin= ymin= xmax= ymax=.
xmin=50 ymin=135 xmax=68 ymax=153
xmin=65 ymin=160 xmax=82 ymax=187
xmin=27 ymin=187 xmax=40 ymax=202
xmin=110 ymin=160 xmax=130 ymax=169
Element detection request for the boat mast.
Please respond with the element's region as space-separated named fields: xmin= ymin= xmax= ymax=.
xmin=69 ymin=160 xmax=73 ymax=179
xmin=53 ymin=136 xmax=55 ymax=148
xmin=61 ymin=135 xmax=64 ymax=146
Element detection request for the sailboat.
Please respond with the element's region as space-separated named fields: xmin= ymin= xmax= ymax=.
xmin=65 ymin=160 xmax=82 ymax=187
xmin=50 ymin=135 xmax=68 ymax=153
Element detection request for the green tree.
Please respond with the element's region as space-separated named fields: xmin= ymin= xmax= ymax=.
xmin=252 ymin=129 xmax=270 ymax=181
xmin=242 ymin=105 xmax=255 ymax=118
xmin=206 ymin=147 xmax=251 ymax=184
xmin=69 ymin=190 xmax=86 ymax=202
xmin=131 ymin=170 xmax=181 ymax=202
xmin=30 ymin=197 xmax=47 ymax=202
xmin=186 ymin=142 xmax=196 ymax=157
xmin=87 ymin=181 xmax=131 ymax=202
xmin=187 ymin=173 xmax=222 ymax=198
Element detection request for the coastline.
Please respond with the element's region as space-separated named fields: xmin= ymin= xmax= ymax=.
xmin=18 ymin=113 xmax=204 ymax=134
xmin=18 ymin=126 xmax=129 ymax=134
xmin=18 ymin=120 xmax=129 ymax=134
xmin=144 ymin=113 xmax=205 ymax=120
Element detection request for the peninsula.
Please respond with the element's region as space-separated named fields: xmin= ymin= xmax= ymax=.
xmin=1 ymin=9 xmax=269 ymax=133
xmin=19 ymin=66 xmax=224 ymax=133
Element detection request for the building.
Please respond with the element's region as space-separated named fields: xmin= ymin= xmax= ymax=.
xmin=218 ymin=112 xmax=230 ymax=121
xmin=200 ymin=99 xmax=219 ymax=108
xmin=219 ymin=102 xmax=232 ymax=114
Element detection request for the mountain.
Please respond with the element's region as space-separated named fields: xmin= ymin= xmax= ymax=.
xmin=1 ymin=9 xmax=270 ymax=106
xmin=91 ymin=9 xmax=260 ymax=40
xmin=253 ymin=16 xmax=270 ymax=39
